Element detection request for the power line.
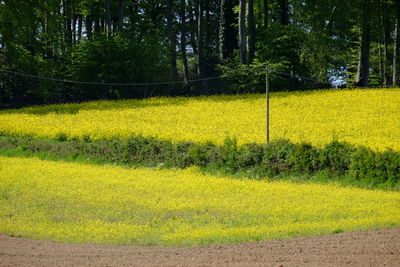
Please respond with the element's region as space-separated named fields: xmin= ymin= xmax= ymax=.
xmin=0 ymin=68 xmax=219 ymax=86
xmin=269 ymin=69 xmax=332 ymax=86
xmin=1 ymin=67 xmax=333 ymax=87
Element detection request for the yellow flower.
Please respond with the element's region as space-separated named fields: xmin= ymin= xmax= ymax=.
xmin=0 ymin=88 xmax=399 ymax=150
xmin=0 ymin=156 xmax=399 ymax=246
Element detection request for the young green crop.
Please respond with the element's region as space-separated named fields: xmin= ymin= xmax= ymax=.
xmin=0 ymin=89 xmax=399 ymax=151
xmin=1 ymin=156 xmax=399 ymax=246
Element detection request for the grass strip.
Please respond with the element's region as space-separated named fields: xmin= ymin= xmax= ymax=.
xmin=0 ymin=134 xmax=399 ymax=190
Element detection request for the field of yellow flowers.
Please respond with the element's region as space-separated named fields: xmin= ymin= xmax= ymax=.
xmin=1 ymin=88 xmax=399 ymax=151
xmin=0 ymin=156 xmax=399 ymax=246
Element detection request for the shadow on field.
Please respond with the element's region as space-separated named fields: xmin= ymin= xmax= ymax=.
xmin=1 ymin=88 xmax=356 ymax=115
xmin=0 ymin=94 xmax=263 ymax=115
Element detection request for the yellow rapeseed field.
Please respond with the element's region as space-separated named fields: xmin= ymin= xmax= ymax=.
xmin=1 ymin=156 xmax=399 ymax=246
xmin=0 ymin=88 xmax=399 ymax=150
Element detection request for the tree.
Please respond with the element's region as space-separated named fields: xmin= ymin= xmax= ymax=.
xmin=187 ymin=0 xmax=197 ymax=55
xmin=263 ymin=0 xmax=268 ymax=29
xmin=197 ymin=0 xmax=205 ymax=76
xmin=394 ymin=0 xmax=400 ymax=86
xmin=248 ymin=0 xmax=255 ymax=63
xmin=380 ymin=0 xmax=390 ymax=85
xmin=116 ymin=0 xmax=125 ymax=32
xmin=219 ymin=0 xmax=238 ymax=59
xmin=278 ymin=0 xmax=289 ymax=25
xmin=167 ymin=0 xmax=178 ymax=80
xmin=355 ymin=0 xmax=372 ymax=87
xmin=180 ymin=0 xmax=189 ymax=83
xmin=77 ymin=14 xmax=83 ymax=40
xmin=3 ymin=0 xmax=399 ymax=108
xmin=239 ymin=0 xmax=246 ymax=64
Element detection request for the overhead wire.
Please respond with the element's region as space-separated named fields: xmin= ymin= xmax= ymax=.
xmin=0 ymin=68 xmax=219 ymax=86
xmin=1 ymin=67 xmax=332 ymax=87
xmin=268 ymin=69 xmax=332 ymax=86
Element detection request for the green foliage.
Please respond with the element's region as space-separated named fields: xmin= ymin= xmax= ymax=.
xmin=349 ymin=147 xmax=400 ymax=188
xmin=236 ymin=143 xmax=264 ymax=169
xmin=261 ymin=139 xmax=296 ymax=176
xmin=290 ymin=143 xmax=321 ymax=173
xmin=219 ymin=22 xmax=333 ymax=93
xmin=1 ymin=0 xmax=398 ymax=108
xmin=219 ymin=138 xmax=238 ymax=171
xmin=1 ymin=134 xmax=399 ymax=190
xmin=56 ymin=133 xmax=68 ymax=142
xmin=332 ymin=229 xmax=345 ymax=234
xmin=321 ymin=142 xmax=353 ymax=174
xmin=257 ymin=24 xmax=305 ymax=68
xmin=219 ymin=59 xmax=288 ymax=93
xmin=188 ymin=142 xmax=219 ymax=167
xmin=256 ymin=23 xmax=324 ymax=90
xmin=70 ymin=33 xmax=169 ymax=100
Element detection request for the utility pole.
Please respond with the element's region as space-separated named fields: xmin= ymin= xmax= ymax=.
xmin=266 ymin=67 xmax=270 ymax=143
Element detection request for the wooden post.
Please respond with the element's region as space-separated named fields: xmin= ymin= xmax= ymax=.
xmin=266 ymin=67 xmax=270 ymax=143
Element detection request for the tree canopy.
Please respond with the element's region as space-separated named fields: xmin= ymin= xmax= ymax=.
xmin=0 ymin=0 xmax=399 ymax=108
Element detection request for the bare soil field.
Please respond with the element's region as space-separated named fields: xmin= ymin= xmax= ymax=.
xmin=1 ymin=228 xmax=399 ymax=266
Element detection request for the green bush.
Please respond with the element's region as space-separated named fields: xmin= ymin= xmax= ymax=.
xmin=321 ymin=141 xmax=353 ymax=174
xmin=236 ymin=143 xmax=264 ymax=169
xmin=260 ymin=139 xmax=295 ymax=176
xmin=290 ymin=143 xmax=321 ymax=173
xmin=0 ymin=134 xmax=399 ymax=189
xmin=349 ymin=147 xmax=400 ymax=187
xmin=188 ymin=142 xmax=219 ymax=167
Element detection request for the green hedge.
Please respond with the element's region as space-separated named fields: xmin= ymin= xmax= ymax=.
xmin=0 ymin=134 xmax=399 ymax=189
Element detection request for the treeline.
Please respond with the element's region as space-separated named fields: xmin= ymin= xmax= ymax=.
xmin=0 ymin=0 xmax=400 ymax=107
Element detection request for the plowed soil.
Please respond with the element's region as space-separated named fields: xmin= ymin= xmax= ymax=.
xmin=1 ymin=228 xmax=399 ymax=266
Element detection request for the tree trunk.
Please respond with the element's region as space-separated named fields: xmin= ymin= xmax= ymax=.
xmin=324 ymin=5 xmax=337 ymax=34
xmin=0 ymin=25 xmax=3 ymax=50
xmin=248 ymin=0 xmax=255 ymax=64
xmin=278 ymin=0 xmax=289 ymax=25
xmin=77 ymin=15 xmax=82 ymax=41
xmin=117 ymin=0 xmax=125 ymax=32
xmin=219 ymin=0 xmax=227 ymax=60
xmin=43 ymin=8 xmax=51 ymax=58
xmin=393 ymin=0 xmax=400 ymax=86
xmin=381 ymin=0 xmax=389 ymax=86
xmin=204 ymin=0 xmax=210 ymax=47
xmin=128 ymin=0 xmax=137 ymax=25
xmin=0 ymin=0 xmax=5 ymax=51
xmin=239 ymin=0 xmax=247 ymax=64
xmin=355 ymin=0 xmax=371 ymax=87
xmin=86 ymin=15 xmax=93 ymax=40
xmin=105 ymin=0 xmax=112 ymax=37
xmin=100 ymin=18 xmax=105 ymax=33
xmin=72 ymin=16 xmax=77 ymax=44
xmin=167 ymin=0 xmax=178 ymax=80
xmin=180 ymin=0 xmax=190 ymax=83
xmin=62 ymin=0 xmax=72 ymax=54
xmin=263 ymin=0 xmax=268 ymax=29
xmin=197 ymin=0 xmax=205 ymax=76
xmin=94 ymin=17 xmax=100 ymax=34
xmin=72 ymin=5 xmax=77 ymax=45
xmin=219 ymin=0 xmax=238 ymax=60
xmin=65 ymin=0 xmax=72 ymax=45
xmin=378 ymin=42 xmax=383 ymax=80
xmin=188 ymin=0 xmax=197 ymax=55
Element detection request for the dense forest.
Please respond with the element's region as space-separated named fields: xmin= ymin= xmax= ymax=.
xmin=0 ymin=0 xmax=399 ymax=108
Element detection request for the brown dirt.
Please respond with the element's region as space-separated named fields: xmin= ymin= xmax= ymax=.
xmin=1 ymin=228 xmax=399 ymax=267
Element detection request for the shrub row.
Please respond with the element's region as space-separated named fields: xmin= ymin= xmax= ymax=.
xmin=0 ymin=134 xmax=399 ymax=188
